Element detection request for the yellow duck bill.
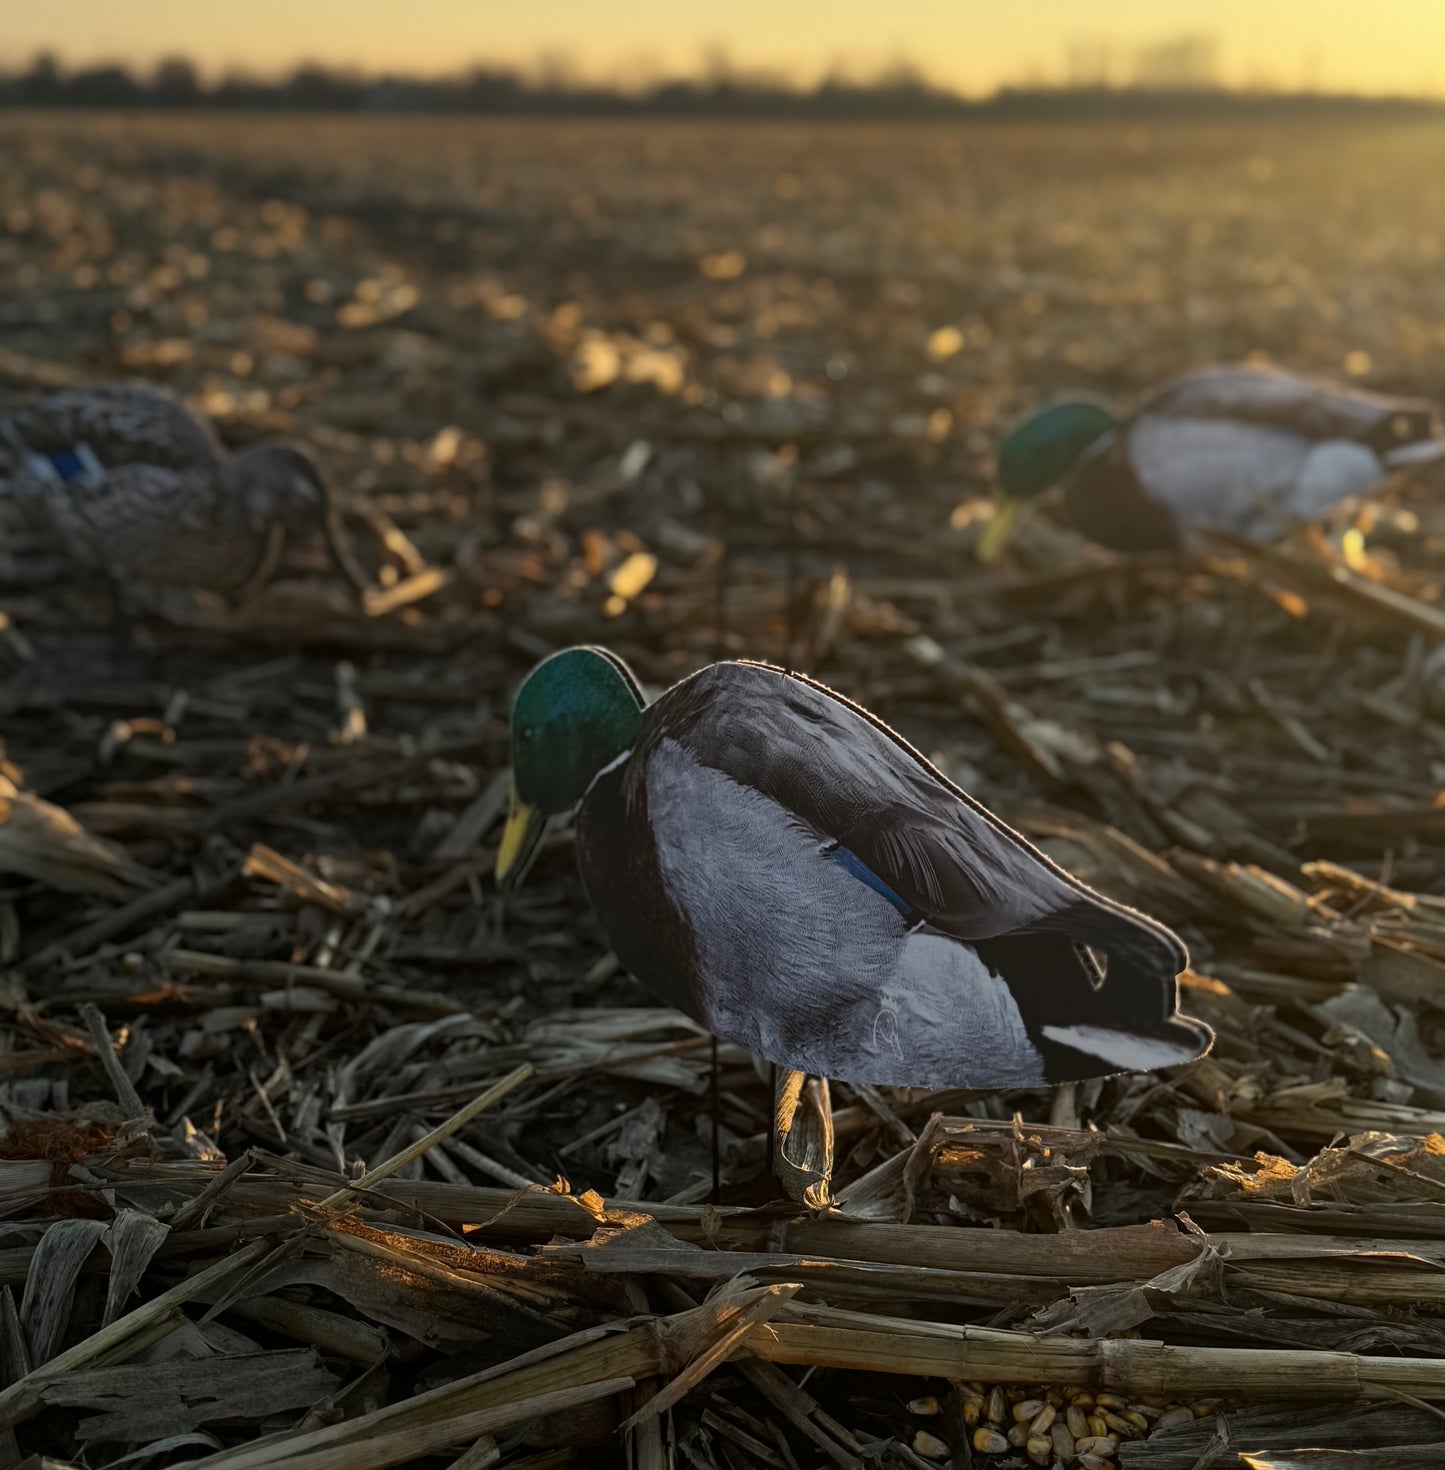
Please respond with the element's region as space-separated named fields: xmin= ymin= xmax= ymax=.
xmin=495 ymin=783 xmax=545 ymax=890
xmin=977 ymin=497 xmax=1024 ymax=562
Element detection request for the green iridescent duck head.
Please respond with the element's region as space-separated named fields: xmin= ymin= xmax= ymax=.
xmin=980 ymin=400 xmax=1120 ymax=560
xmin=496 ymin=646 xmax=645 ymax=890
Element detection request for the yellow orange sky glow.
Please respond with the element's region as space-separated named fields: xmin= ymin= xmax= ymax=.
xmin=6 ymin=0 xmax=1444 ymax=97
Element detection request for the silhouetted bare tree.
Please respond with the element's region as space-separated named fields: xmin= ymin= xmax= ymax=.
xmin=0 ymin=45 xmax=1434 ymax=120
xmin=152 ymin=56 xmax=201 ymax=107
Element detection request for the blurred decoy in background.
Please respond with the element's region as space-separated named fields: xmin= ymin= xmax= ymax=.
xmin=0 ymin=774 xmax=158 ymax=898
xmin=981 ymin=364 xmax=1445 ymax=558
xmin=496 ymin=646 xmax=1212 ymax=1088
xmin=0 ymin=384 xmax=371 ymax=602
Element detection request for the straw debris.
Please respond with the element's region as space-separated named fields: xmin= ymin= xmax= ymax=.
xmin=7 ymin=112 xmax=1445 ymax=1466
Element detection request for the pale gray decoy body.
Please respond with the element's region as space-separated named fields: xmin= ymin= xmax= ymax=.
xmin=989 ymin=365 xmax=1445 ymax=555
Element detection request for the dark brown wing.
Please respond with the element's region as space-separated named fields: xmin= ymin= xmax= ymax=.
xmin=641 ymin=660 xmax=1187 ymax=972
xmin=3 ymin=385 xmax=222 ymax=473
xmin=1141 ymin=366 xmax=1439 ymax=451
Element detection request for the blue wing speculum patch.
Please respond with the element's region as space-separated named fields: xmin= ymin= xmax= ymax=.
xmin=823 ymin=841 xmax=914 ymax=918
xmin=47 ymin=449 xmax=87 ymax=482
xmin=22 ymin=443 xmax=105 ymax=487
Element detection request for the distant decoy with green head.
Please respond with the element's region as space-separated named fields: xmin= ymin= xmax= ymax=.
xmin=497 ymin=646 xmax=1212 ymax=1089
xmin=981 ymin=365 xmax=1445 ymax=558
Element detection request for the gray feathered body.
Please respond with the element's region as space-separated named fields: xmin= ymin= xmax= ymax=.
xmin=575 ymin=661 xmax=1212 ymax=1089
xmin=1068 ymin=366 xmax=1445 ymax=552
xmin=0 ymin=384 xmax=351 ymax=600
xmin=1 ymin=385 xmax=220 ymax=474
xmin=7 ymin=461 xmax=284 ymax=597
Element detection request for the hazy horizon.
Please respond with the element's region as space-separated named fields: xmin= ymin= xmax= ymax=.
xmin=6 ymin=0 xmax=1444 ymax=99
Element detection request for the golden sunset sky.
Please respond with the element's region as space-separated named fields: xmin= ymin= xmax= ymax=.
xmin=6 ymin=0 xmax=1443 ymax=96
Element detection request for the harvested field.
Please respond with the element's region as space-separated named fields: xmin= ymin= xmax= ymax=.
xmin=5 ymin=111 xmax=1445 ymax=1468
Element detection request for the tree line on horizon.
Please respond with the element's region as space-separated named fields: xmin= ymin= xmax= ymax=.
xmin=2 ymin=51 xmax=1439 ymax=119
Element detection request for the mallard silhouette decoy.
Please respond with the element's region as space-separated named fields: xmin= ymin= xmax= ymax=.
xmin=981 ymin=364 xmax=1445 ymax=557
xmin=496 ymin=647 xmax=1212 ymax=1089
xmin=0 ymin=384 xmax=370 ymax=600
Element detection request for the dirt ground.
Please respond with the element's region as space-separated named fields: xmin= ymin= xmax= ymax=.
xmin=7 ymin=112 xmax=1445 ymax=1469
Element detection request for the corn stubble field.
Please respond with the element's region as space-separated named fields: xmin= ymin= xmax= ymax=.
xmin=7 ymin=111 xmax=1445 ymax=1469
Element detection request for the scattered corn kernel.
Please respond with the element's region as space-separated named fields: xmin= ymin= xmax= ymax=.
xmin=986 ymin=1387 xmax=1006 ymax=1424
xmin=1103 ymin=1411 xmax=1139 ymax=1438
xmin=962 ymin=1397 xmax=982 ymax=1427
xmin=908 ymin=1396 xmax=940 ymax=1417
xmin=1079 ymin=1455 xmax=1112 ymax=1470
xmin=1066 ymin=1406 xmax=1090 ymax=1439
xmin=1156 ymin=1407 xmax=1195 ymax=1430
xmin=1029 ymin=1404 xmax=1056 ymax=1437
xmin=1013 ymin=1398 xmax=1045 ymax=1423
xmin=1026 ymin=1435 xmax=1052 ymax=1466
xmin=1121 ymin=1409 xmax=1150 ymax=1432
xmin=911 ymin=1429 xmax=949 ymax=1460
xmin=1096 ymin=1393 xmax=1127 ymax=1410
xmin=1191 ymin=1398 xmax=1224 ymax=1417
xmin=1007 ymin=1423 xmax=1028 ymax=1448
xmin=1051 ymin=1423 xmax=1076 ymax=1461
xmin=972 ymin=1428 xmax=1008 ymax=1454
xmin=1088 ymin=1414 xmax=1109 ymax=1438
xmin=1074 ymin=1393 xmax=1096 ymax=1410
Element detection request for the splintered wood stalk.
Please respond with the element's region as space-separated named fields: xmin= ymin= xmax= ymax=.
xmin=195 ymin=1378 xmax=634 ymax=1470
xmin=163 ymin=948 xmax=463 ymax=1016
xmin=618 ymin=1283 xmax=801 ymax=1429
xmin=78 ymin=1001 xmax=148 ymax=1120
xmin=314 ymin=1062 xmax=535 ymax=1212
xmin=747 ymin=1306 xmax=1445 ymax=1402
xmin=0 ymin=1240 xmax=272 ymax=1432
xmin=773 ymin=1069 xmax=834 ymax=1208
xmin=243 ymin=842 xmax=371 ymax=915
xmin=18 ymin=115 xmax=1445 ymax=1470
xmin=184 ymin=1288 xmax=781 ymax=1470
